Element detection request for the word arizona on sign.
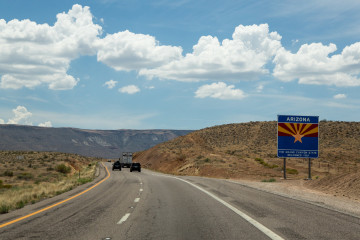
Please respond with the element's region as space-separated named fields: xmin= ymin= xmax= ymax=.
xmin=277 ymin=115 xmax=319 ymax=158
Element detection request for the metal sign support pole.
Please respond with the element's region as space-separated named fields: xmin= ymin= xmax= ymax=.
xmin=283 ymin=158 xmax=286 ymax=180
xmin=308 ymin=158 xmax=312 ymax=180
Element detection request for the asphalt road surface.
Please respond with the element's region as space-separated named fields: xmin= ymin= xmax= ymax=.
xmin=0 ymin=162 xmax=359 ymax=240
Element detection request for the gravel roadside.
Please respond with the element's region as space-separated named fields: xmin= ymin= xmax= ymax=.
xmin=227 ymin=178 xmax=360 ymax=218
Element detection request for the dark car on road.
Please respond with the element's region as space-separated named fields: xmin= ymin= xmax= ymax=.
xmin=130 ymin=162 xmax=141 ymax=172
xmin=112 ymin=161 xmax=121 ymax=171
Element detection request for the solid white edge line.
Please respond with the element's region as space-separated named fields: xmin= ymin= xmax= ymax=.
xmin=134 ymin=198 xmax=140 ymax=203
xmin=152 ymin=173 xmax=284 ymax=240
xmin=174 ymin=177 xmax=284 ymax=240
xmin=117 ymin=213 xmax=131 ymax=225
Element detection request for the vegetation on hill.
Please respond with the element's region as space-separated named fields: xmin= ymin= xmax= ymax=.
xmin=0 ymin=151 xmax=101 ymax=214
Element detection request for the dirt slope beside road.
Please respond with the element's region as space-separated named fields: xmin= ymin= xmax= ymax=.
xmin=134 ymin=121 xmax=360 ymax=201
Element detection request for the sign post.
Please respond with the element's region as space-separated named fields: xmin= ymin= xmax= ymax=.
xmin=277 ymin=115 xmax=319 ymax=180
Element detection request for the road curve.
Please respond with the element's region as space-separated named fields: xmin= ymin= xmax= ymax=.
xmin=0 ymin=163 xmax=359 ymax=239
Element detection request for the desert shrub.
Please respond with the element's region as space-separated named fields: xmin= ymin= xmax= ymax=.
xmin=286 ymin=168 xmax=298 ymax=174
xmin=0 ymin=203 xmax=10 ymax=214
xmin=0 ymin=183 xmax=12 ymax=189
xmin=3 ymin=170 xmax=13 ymax=177
xmin=55 ymin=164 xmax=71 ymax=174
xmin=17 ymin=172 xmax=34 ymax=180
xmin=226 ymin=150 xmax=236 ymax=155
xmin=46 ymin=167 xmax=54 ymax=171
xmin=261 ymin=178 xmax=276 ymax=182
xmin=255 ymin=158 xmax=278 ymax=169
xmin=269 ymin=164 xmax=279 ymax=169
xmin=77 ymin=178 xmax=92 ymax=184
xmin=204 ymin=158 xmax=211 ymax=163
xmin=55 ymin=190 xmax=63 ymax=195
xmin=15 ymin=200 xmax=25 ymax=209
xmin=177 ymin=154 xmax=186 ymax=161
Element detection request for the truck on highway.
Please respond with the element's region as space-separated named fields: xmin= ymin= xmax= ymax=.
xmin=120 ymin=152 xmax=133 ymax=168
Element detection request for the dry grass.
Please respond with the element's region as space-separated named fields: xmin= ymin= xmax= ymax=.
xmin=0 ymin=151 xmax=101 ymax=213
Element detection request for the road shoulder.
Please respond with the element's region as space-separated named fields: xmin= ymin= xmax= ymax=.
xmin=226 ymin=178 xmax=360 ymax=218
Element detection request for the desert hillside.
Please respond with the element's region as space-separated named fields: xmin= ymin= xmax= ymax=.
xmin=134 ymin=121 xmax=360 ymax=199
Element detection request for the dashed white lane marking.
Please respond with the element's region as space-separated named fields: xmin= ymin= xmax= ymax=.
xmin=134 ymin=198 xmax=140 ymax=203
xmin=140 ymin=188 xmax=143 ymax=192
xmin=117 ymin=213 xmax=131 ymax=225
xmin=151 ymin=173 xmax=284 ymax=240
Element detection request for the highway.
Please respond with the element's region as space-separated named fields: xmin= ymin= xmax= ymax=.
xmin=0 ymin=162 xmax=359 ymax=239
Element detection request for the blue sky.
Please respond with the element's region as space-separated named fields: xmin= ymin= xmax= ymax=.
xmin=0 ymin=0 xmax=359 ymax=130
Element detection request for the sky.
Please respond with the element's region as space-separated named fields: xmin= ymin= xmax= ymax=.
xmin=0 ymin=0 xmax=359 ymax=130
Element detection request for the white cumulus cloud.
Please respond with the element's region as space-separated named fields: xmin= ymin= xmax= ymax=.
xmin=2 ymin=5 xmax=360 ymax=92
xmin=333 ymin=93 xmax=347 ymax=99
xmin=38 ymin=121 xmax=53 ymax=127
xmin=96 ymin=30 xmax=183 ymax=71
xmin=0 ymin=4 xmax=101 ymax=90
xmin=7 ymin=106 xmax=33 ymax=125
xmin=119 ymin=85 xmax=140 ymax=94
xmin=140 ymin=24 xmax=282 ymax=82
xmin=1 ymin=106 xmax=52 ymax=126
xmin=104 ymin=79 xmax=118 ymax=89
xmin=195 ymin=82 xmax=246 ymax=100
xmin=273 ymin=42 xmax=360 ymax=87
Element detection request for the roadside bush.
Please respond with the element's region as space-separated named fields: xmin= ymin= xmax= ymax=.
xmin=55 ymin=164 xmax=71 ymax=174
xmin=261 ymin=178 xmax=276 ymax=182
xmin=46 ymin=167 xmax=54 ymax=171
xmin=17 ymin=172 xmax=34 ymax=180
xmin=0 ymin=184 xmax=12 ymax=189
xmin=226 ymin=150 xmax=236 ymax=155
xmin=255 ymin=158 xmax=278 ymax=169
xmin=3 ymin=170 xmax=14 ymax=177
xmin=15 ymin=200 xmax=25 ymax=209
xmin=177 ymin=154 xmax=186 ymax=161
xmin=0 ymin=203 xmax=10 ymax=214
xmin=286 ymin=168 xmax=298 ymax=174
xmin=0 ymin=180 xmax=12 ymax=189
xmin=77 ymin=178 xmax=92 ymax=184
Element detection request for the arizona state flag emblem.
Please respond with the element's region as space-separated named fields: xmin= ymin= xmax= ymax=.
xmin=277 ymin=115 xmax=319 ymax=158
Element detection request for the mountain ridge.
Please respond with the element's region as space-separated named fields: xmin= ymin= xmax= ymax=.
xmin=0 ymin=124 xmax=192 ymax=158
